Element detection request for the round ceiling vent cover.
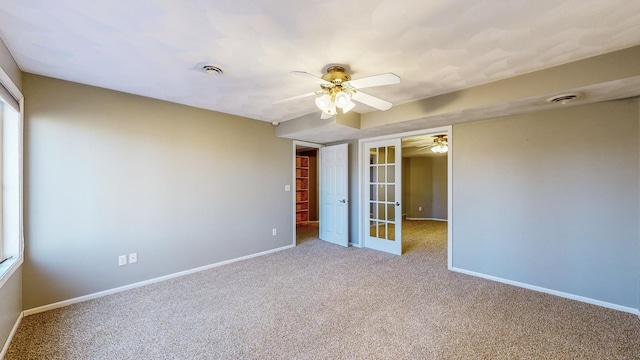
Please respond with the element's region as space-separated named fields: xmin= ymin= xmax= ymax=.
xmin=202 ymin=65 xmax=223 ymax=75
xmin=546 ymin=93 xmax=582 ymax=104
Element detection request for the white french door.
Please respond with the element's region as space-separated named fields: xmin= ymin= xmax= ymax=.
xmin=319 ymin=143 xmax=349 ymax=247
xmin=364 ymin=139 xmax=402 ymax=255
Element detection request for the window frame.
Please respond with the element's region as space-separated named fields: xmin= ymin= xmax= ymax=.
xmin=0 ymin=68 xmax=24 ymax=289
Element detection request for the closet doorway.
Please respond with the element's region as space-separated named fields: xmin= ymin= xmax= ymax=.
xmin=293 ymin=141 xmax=322 ymax=245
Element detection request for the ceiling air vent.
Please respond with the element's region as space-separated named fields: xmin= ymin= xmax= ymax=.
xmin=546 ymin=93 xmax=582 ymax=105
xmin=202 ymin=65 xmax=223 ymax=76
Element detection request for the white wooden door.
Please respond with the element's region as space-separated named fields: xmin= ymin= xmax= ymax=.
xmin=364 ymin=139 xmax=402 ymax=255
xmin=319 ymin=144 xmax=349 ymax=247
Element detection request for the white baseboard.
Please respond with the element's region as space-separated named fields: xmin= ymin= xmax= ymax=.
xmin=23 ymin=244 xmax=295 ymax=317
xmin=405 ymin=217 xmax=448 ymax=222
xmin=450 ymin=266 xmax=640 ymax=316
xmin=0 ymin=312 xmax=22 ymax=359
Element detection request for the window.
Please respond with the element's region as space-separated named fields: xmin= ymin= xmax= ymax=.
xmin=0 ymin=80 xmax=23 ymax=287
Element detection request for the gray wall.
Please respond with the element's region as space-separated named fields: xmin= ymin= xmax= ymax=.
xmin=405 ymin=157 xmax=432 ymax=218
xmin=402 ymin=156 xmax=448 ymax=219
xmin=452 ymin=99 xmax=639 ymax=308
xmin=0 ymin=37 xmax=22 ymax=352
xmin=402 ymin=158 xmax=410 ymax=216
xmin=431 ymin=156 xmax=448 ymax=219
xmin=0 ymin=267 xmax=21 ymax=347
xmin=0 ymin=38 xmax=21 ymax=91
xmin=23 ymin=74 xmax=293 ymax=310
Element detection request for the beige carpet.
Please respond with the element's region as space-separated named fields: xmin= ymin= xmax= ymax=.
xmin=6 ymin=221 xmax=640 ymax=359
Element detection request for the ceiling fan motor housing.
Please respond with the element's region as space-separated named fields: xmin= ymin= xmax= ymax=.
xmin=321 ymin=66 xmax=351 ymax=85
xmin=320 ymin=66 xmax=356 ymax=101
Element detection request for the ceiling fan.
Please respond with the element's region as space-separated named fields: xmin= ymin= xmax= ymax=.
xmin=416 ymin=135 xmax=449 ymax=153
xmin=273 ymin=66 xmax=400 ymax=119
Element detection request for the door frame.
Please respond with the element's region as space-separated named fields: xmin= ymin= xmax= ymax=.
xmin=358 ymin=126 xmax=453 ymax=266
xmin=292 ymin=140 xmax=324 ymax=246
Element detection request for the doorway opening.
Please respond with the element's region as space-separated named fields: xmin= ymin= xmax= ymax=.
xmin=293 ymin=142 xmax=349 ymax=248
xmin=358 ymin=126 xmax=452 ymax=266
xmin=293 ymin=141 xmax=322 ymax=246
xmin=400 ymin=133 xmax=449 ymax=255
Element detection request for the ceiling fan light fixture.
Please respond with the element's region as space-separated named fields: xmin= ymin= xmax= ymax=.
xmin=276 ymin=66 xmax=401 ymax=120
xmin=327 ymin=102 xmax=337 ymax=115
xmin=342 ymin=101 xmax=356 ymax=114
xmin=431 ymin=135 xmax=449 ymax=153
xmin=334 ymin=91 xmax=351 ymax=108
xmin=320 ymin=104 xmax=337 ymax=119
xmin=431 ymin=144 xmax=448 ymax=153
xmin=315 ymin=94 xmax=332 ymax=112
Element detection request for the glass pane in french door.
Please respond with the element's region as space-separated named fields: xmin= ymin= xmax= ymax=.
xmin=368 ymin=144 xmax=397 ymax=242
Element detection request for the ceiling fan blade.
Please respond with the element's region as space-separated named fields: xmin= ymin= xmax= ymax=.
xmin=272 ymin=92 xmax=318 ymax=104
xmin=416 ymin=145 xmax=435 ymax=151
xmin=290 ymin=71 xmax=332 ymax=86
xmin=352 ymin=91 xmax=393 ymax=111
xmin=346 ymin=73 xmax=400 ymax=89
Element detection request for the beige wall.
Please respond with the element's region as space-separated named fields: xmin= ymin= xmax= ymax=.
xmin=23 ymin=74 xmax=293 ymax=309
xmin=452 ymin=99 xmax=639 ymax=308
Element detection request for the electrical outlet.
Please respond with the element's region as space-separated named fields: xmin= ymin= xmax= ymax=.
xmin=129 ymin=253 xmax=138 ymax=264
xmin=418 ymin=206 xmax=422 ymax=211
xmin=118 ymin=255 xmax=127 ymax=266
xmin=285 ymin=185 xmax=291 ymax=192
xmin=272 ymin=228 xmax=277 ymax=236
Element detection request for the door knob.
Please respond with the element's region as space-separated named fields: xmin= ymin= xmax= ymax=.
xmin=396 ymin=202 xmax=400 ymax=206
xmin=339 ymin=199 xmax=347 ymax=203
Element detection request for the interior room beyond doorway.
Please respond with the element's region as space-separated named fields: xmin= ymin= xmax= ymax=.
xmin=401 ymin=133 xmax=449 ymax=253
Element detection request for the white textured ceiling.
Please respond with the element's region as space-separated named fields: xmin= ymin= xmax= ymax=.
xmin=1 ymin=0 xmax=640 ymax=123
